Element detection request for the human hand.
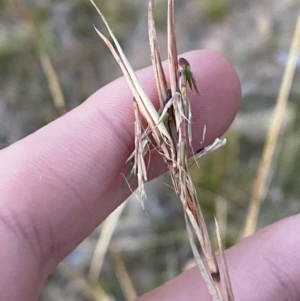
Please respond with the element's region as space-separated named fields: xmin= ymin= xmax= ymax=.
xmin=1 ymin=49 xmax=298 ymax=301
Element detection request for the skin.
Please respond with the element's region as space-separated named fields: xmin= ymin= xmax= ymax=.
xmin=0 ymin=50 xmax=299 ymax=301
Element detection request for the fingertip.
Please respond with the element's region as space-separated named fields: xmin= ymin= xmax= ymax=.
xmin=0 ymin=49 xmax=241 ymax=277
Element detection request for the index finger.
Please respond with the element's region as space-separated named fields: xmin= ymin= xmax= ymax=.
xmin=0 ymin=50 xmax=240 ymax=300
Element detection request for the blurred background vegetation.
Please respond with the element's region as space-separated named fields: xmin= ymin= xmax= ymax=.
xmin=1 ymin=0 xmax=300 ymax=300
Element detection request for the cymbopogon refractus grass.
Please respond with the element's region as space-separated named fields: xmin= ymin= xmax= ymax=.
xmin=90 ymin=0 xmax=233 ymax=300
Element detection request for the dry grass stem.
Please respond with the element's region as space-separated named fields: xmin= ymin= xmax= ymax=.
xmin=109 ymin=248 xmax=138 ymax=301
xmin=58 ymin=262 xmax=112 ymax=301
xmin=90 ymin=0 xmax=233 ymax=300
xmin=39 ymin=52 xmax=67 ymax=115
xmin=185 ymin=213 xmax=220 ymax=300
xmin=167 ymin=0 xmax=178 ymax=96
xmin=215 ymin=197 xmax=228 ymax=243
xmin=148 ymin=0 xmax=168 ymax=108
xmin=10 ymin=0 xmax=67 ymax=116
xmin=88 ymin=202 xmax=126 ymax=283
xmin=243 ymin=10 xmax=300 ymax=237
xmin=215 ymin=219 xmax=235 ymax=301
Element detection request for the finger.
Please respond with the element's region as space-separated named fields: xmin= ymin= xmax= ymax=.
xmin=138 ymin=214 xmax=300 ymax=301
xmin=0 ymin=50 xmax=240 ymax=300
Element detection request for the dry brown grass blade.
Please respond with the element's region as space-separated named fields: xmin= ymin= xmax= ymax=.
xmin=93 ymin=26 xmax=152 ymax=128
xmin=215 ymin=197 xmax=227 ymax=243
xmin=167 ymin=0 xmax=178 ymax=96
xmin=39 ymin=52 xmax=67 ymax=115
xmin=93 ymin=24 xmax=172 ymax=169
xmin=90 ymin=0 xmax=172 ymax=145
xmin=148 ymin=0 xmax=168 ymax=109
xmin=109 ymin=248 xmax=138 ymax=301
xmin=58 ymin=262 xmax=112 ymax=301
xmin=184 ymin=213 xmax=220 ymax=301
xmin=215 ymin=218 xmax=235 ymax=301
xmin=243 ymin=11 xmax=300 ymax=237
xmin=182 ymin=180 xmax=221 ymax=299
xmin=10 ymin=0 xmax=67 ymax=116
xmin=88 ymin=202 xmax=126 ymax=283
